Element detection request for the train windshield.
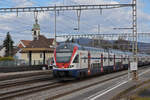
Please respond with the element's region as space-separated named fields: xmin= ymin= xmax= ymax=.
xmin=56 ymin=43 xmax=74 ymax=63
xmin=56 ymin=51 xmax=72 ymax=63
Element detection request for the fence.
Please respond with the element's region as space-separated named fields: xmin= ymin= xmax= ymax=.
xmin=0 ymin=60 xmax=50 ymax=72
xmin=0 ymin=61 xmax=16 ymax=67
xmin=0 ymin=59 xmax=52 ymax=67
xmin=0 ymin=65 xmax=46 ymax=73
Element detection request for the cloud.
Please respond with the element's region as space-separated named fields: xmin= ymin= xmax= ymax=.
xmin=70 ymin=0 xmax=119 ymax=5
xmin=12 ymin=0 xmax=34 ymax=7
xmin=0 ymin=0 xmax=150 ymax=45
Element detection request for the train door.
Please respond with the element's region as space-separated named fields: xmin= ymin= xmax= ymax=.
xmin=119 ymin=54 xmax=122 ymax=69
xmin=80 ymin=51 xmax=88 ymax=69
xmin=101 ymin=52 xmax=104 ymax=72
xmin=108 ymin=52 xmax=110 ymax=67
xmin=103 ymin=52 xmax=108 ymax=71
xmin=109 ymin=54 xmax=114 ymax=66
xmin=115 ymin=53 xmax=119 ymax=70
xmin=121 ymin=55 xmax=124 ymax=69
xmin=122 ymin=54 xmax=127 ymax=66
xmin=113 ymin=54 xmax=116 ymax=71
xmin=73 ymin=51 xmax=80 ymax=69
xmin=108 ymin=51 xmax=114 ymax=72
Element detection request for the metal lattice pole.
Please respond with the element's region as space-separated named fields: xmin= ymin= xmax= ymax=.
xmin=53 ymin=5 xmax=57 ymax=47
xmin=132 ymin=0 xmax=138 ymax=80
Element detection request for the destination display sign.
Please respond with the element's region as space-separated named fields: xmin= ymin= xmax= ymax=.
xmin=130 ymin=62 xmax=138 ymax=71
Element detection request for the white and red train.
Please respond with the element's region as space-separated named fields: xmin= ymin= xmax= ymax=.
xmin=53 ymin=43 xmax=150 ymax=79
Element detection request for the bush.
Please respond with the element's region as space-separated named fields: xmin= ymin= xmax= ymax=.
xmin=0 ymin=57 xmax=14 ymax=61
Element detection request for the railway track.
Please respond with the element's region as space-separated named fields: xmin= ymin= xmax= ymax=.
xmin=0 ymin=66 xmax=149 ymax=100
xmin=0 ymin=71 xmax=127 ymax=100
xmin=48 ymin=72 xmax=127 ymax=100
xmin=0 ymin=80 xmax=62 ymax=100
xmin=0 ymin=70 xmax=52 ymax=81
xmin=0 ymin=73 xmax=56 ymax=100
xmin=0 ymin=74 xmax=53 ymax=89
xmin=48 ymin=66 xmax=150 ymax=100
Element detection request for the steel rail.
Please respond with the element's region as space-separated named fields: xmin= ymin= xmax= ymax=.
xmin=48 ymin=66 xmax=149 ymax=99
xmin=0 ymin=74 xmax=53 ymax=89
xmin=0 ymin=81 xmax=61 ymax=100
xmin=0 ymin=66 xmax=148 ymax=99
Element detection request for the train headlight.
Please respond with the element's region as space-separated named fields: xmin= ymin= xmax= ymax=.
xmin=69 ymin=65 xmax=74 ymax=68
xmin=53 ymin=65 xmax=57 ymax=68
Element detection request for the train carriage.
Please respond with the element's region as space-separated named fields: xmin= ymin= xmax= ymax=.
xmin=53 ymin=43 xmax=150 ymax=79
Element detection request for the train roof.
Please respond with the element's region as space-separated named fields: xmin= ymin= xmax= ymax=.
xmin=58 ymin=43 xmax=150 ymax=56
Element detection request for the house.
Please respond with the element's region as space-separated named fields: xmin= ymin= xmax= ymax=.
xmin=20 ymin=19 xmax=55 ymax=65
xmin=14 ymin=40 xmax=31 ymax=60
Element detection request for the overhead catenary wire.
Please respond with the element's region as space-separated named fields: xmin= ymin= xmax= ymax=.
xmin=0 ymin=0 xmax=148 ymax=43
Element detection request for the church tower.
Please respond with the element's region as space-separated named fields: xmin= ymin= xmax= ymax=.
xmin=32 ymin=19 xmax=40 ymax=40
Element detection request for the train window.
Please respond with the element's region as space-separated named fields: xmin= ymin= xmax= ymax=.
xmin=56 ymin=52 xmax=72 ymax=63
xmin=103 ymin=57 xmax=106 ymax=62
xmin=110 ymin=57 xmax=113 ymax=61
xmin=92 ymin=63 xmax=98 ymax=68
xmin=124 ymin=58 xmax=126 ymax=61
xmin=73 ymin=55 xmax=79 ymax=63
xmin=84 ymin=57 xmax=86 ymax=63
xmin=98 ymin=63 xmax=100 ymax=67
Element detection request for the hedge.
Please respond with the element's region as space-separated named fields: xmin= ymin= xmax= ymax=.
xmin=0 ymin=57 xmax=14 ymax=61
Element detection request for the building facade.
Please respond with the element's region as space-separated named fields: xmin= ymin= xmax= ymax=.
xmin=20 ymin=19 xmax=55 ymax=65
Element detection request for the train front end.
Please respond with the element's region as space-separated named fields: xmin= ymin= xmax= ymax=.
xmin=53 ymin=43 xmax=79 ymax=79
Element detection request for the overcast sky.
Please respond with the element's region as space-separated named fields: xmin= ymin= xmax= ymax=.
xmin=0 ymin=0 xmax=150 ymax=44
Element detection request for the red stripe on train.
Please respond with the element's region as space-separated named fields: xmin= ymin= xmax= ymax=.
xmin=114 ymin=54 xmax=116 ymax=71
xmin=121 ymin=55 xmax=123 ymax=69
xmin=101 ymin=54 xmax=104 ymax=72
xmin=54 ymin=48 xmax=56 ymax=64
xmin=88 ymin=51 xmax=91 ymax=75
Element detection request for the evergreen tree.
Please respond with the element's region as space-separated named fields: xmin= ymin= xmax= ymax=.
xmin=3 ymin=32 xmax=14 ymax=57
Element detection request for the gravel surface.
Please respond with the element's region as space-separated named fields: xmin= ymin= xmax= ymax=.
xmin=12 ymin=71 xmax=128 ymax=100
xmin=1 ymin=67 xmax=149 ymax=100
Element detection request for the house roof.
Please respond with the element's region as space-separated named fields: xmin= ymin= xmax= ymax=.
xmin=20 ymin=35 xmax=55 ymax=53
xmin=21 ymin=40 xmax=31 ymax=46
xmin=26 ymin=35 xmax=54 ymax=48
xmin=17 ymin=40 xmax=31 ymax=48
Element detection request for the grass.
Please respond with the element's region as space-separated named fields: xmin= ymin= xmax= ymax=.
xmin=131 ymin=97 xmax=150 ymax=100
xmin=130 ymin=85 xmax=150 ymax=100
xmin=112 ymin=79 xmax=150 ymax=100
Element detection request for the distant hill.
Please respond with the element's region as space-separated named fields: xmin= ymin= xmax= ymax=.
xmin=60 ymin=38 xmax=150 ymax=53
xmin=138 ymin=42 xmax=150 ymax=53
xmin=74 ymin=38 xmax=92 ymax=46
